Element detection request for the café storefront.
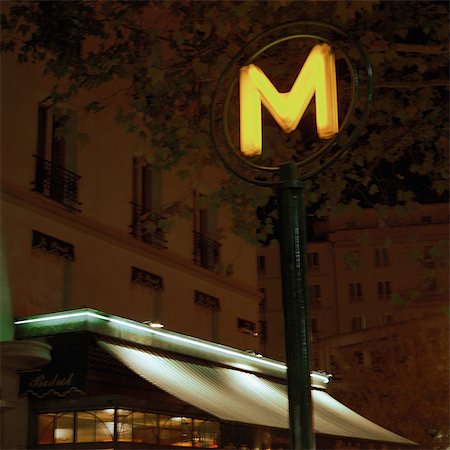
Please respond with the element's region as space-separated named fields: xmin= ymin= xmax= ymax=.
xmin=15 ymin=308 xmax=417 ymax=449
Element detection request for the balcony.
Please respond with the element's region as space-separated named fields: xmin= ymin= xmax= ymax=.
xmin=32 ymin=155 xmax=81 ymax=211
xmin=193 ymin=231 xmax=221 ymax=271
xmin=131 ymin=202 xmax=167 ymax=249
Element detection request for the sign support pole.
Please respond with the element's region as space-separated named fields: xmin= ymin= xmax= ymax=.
xmin=210 ymin=20 xmax=372 ymax=450
xmin=276 ymin=161 xmax=314 ymax=450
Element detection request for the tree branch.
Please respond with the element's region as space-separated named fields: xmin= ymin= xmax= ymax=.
xmin=393 ymin=43 xmax=449 ymax=54
xmin=376 ymin=80 xmax=450 ymax=89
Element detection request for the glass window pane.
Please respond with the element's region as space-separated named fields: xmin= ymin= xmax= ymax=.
xmin=94 ymin=409 xmax=114 ymax=442
xmin=117 ymin=410 xmax=158 ymax=444
xmin=117 ymin=409 xmax=133 ymax=442
xmin=55 ymin=412 xmax=74 ymax=444
xmin=134 ymin=412 xmax=158 ymax=444
xmin=76 ymin=411 xmax=96 ymax=443
xmin=160 ymin=415 xmax=192 ymax=447
xmin=76 ymin=410 xmax=114 ymax=443
xmin=193 ymin=419 xmax=219 ymax=448
xmin=38 ymin=413 xmax=55 ymax=444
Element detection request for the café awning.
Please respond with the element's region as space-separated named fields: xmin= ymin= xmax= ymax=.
xmin=99 ymin=339 xmax=415 ymax=445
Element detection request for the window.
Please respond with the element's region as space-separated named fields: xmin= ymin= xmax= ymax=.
xmin=259 ymin=288 xmax=267 ymax=303
xmin=423 ymin=277 xmax=438 ymax=292
xmin=237 ymin=318 xmax=256 ymax=335
xmin=380 ymin=313 xmax=394 ymax=325
xmin=422 ymin=246 xmax=436 ymax=268
xmin=194 ymin=290 xmax=220 ymax=310
xmin=194 ymin=291 xmax=220 ymax=342
xmin=343 ymin=250 xmax=360 ymax=271
xmin=37 ymin=409 xmax=219 ymax=448
xmin=38 ymin=410 xmax=115 ymax=444
xmin=308 ymin=284 xmax=322 ymax=307
xmin=31 ymin=230 xmax=74 ymax=311
xmin=352 ymin=351 xmax=364 ymax=365
xmin=131 ymin=266 xmax=163 ymax=290
xmin=193 ymin=419 xmax=220 ymax=448
xmin=258 ymin=320 xmax=267 ymax=346
xmin=351 ymin=316 xmax=366 ymax=331
xmin=257 ymin=255 xmax=266 ymax=274
xmin=377 ymin=281 xmax=391 ymax=301
xmin=258 ymin=288 xmax=267 ymax=347
xmin=131 ymin=267 xmax=164 ymax=323
xmin=131 ymin=157 xmax=167 ymax=248
xmin=372 ymin=353 xmax=387 ymax=372
xmin=160 ymin=416 xmax=192 ymax=446
xmin=76 ymin=410 xmax=114 ymax=443
xmin=193 ymin=191 xmax=221 ymax=271
xmin=159 ymin=416 xmax=220 ymax=448
xmin=307 ymin=252 xmax=319 ymax=270
xmin=32 ymin=230 xmax=74 ymax=259
xmin=348 ymin=283 xmax=363 ymax=303
xmin=117 ymin=410 xmax=158 ymax=443
xmin=38 ymin=412 xmax=74 ymax=444
xmin=33 ymin=102 xmax=80 ymax=211
xmin=375 ymin=247 xmax=389 ymax=267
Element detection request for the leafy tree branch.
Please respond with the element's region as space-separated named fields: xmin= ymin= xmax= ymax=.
xmin=1 ymin=0 xmax=448 ymax=241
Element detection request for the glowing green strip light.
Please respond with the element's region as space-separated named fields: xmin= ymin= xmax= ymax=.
xmin=14 ymin=310 xmax=329 ymax=384
xmin=14 ymin=311 xmax=109 ymax=325
xmin=14 ymin=311 xmax=285 ymax=370
xmin=109 ymin=317 xmax=286 ymax=370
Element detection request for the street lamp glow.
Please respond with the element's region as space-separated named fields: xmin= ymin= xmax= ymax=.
xmin=239 ymin=43 xmax=339 ymax=156
xmin=143 ymin=320 xmax=165 ymax=329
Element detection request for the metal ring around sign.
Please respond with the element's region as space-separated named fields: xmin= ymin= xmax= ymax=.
xmin=210 ymin=21 xmax=373 ymax=186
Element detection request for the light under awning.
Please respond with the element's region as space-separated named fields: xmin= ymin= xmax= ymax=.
xmin=99 ymin=339 xmax=415 ymax=445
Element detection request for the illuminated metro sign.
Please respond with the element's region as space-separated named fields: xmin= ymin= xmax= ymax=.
xmin=239 ymin=43 xmax=339 ymax=156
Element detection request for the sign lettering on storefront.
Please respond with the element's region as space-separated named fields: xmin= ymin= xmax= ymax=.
xmin=29 ymin=372 xmax=75 ymax=388
xmin=20 ymin=370 xmax=84 ymax=398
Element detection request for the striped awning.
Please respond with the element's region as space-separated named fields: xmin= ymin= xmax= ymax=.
xmin=98 ymin=339 xmax=415 ymax=445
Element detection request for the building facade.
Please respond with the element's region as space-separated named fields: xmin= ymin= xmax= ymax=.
xmin=1 ymin=48 xmax=261 ymax=450
xmin=257 ymin=203 xmax=449 ymax=363
xmin=1 ymin=51 xmax=262 ymax=350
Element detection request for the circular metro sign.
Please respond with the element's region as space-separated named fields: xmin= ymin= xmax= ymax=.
xmin=211 ymin=21 xmax=373 ymax=186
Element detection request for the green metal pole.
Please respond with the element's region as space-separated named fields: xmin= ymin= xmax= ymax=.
xmin=276 ymin=161 xmax=315 ymax=450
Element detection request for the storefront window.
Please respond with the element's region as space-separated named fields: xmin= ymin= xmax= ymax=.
xmin=76 ymin=410 xmax=114 ymax=443
xmin=38 ymin=412 xmax=74 ymax=444
xmin=193 ymin=419 xmax=219 ymax=448
xmin=37 ymin=409 xmax=219 ymax=447
xmin=55 ymin=412 xmax=75 ymax=443
xmin=160 ymin=415 xmax=192 ymax=447
xmin=117 ymin=409 xmax=158 ymax=443
xmin=38 ymin=413 xmax=55 ymax=444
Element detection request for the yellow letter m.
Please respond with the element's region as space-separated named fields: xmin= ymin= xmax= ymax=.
xmin=239 ymin=43 xmax=339 ymax=156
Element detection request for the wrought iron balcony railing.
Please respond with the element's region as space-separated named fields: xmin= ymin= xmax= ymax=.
xmin=193 ymin=231 xmax=221 ymax=271
xmin=131 ymin=202 xmax=167 ymax=249
xmin=32 ymin=155 xmax=81 ymax=212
